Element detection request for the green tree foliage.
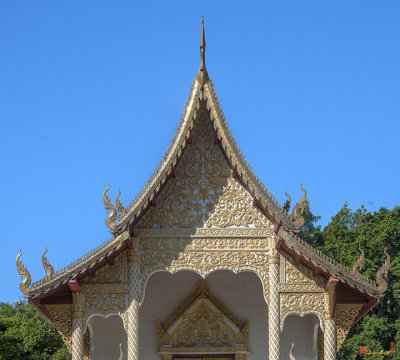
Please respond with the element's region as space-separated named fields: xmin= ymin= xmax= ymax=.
xmin=298 ymin=203 xmax=400 ymax=360
xmin=0 ymin=302 xmax=71 ymax=360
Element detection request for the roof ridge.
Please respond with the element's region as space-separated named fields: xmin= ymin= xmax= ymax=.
xmin=29 ymin=231 xmax=129 ymax=294
xmin=281 ymin=229 xmax=380 ymax=293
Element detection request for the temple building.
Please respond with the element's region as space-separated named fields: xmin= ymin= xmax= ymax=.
xmin=16 ymin=17 xmax=390 ymax=360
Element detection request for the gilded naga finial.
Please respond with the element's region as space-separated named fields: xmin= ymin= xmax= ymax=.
xmin=103 ymin=184 xmax=118 ymax=231
xmin=283 ymin=189 xmax=291 ymax=212
xmin=16 ymin=250 xmax=31 ymax=296
xmin=196 ymin=15 xmax=209 ymax=85
xmin=41 ymin=247 xmax=55 ymax=281
xmin=375 ymin=248 xmax=390 ymax=294
xmin=291 ymin=184 xmax=307 ymax=229
xmin=352 ymin=245 xmax=365 ymax=273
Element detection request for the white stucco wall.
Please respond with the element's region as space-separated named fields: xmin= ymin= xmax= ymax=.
xmin=280 ymin=314 xmax=320 ymax=360
xmin=139 ymin=270 xmax=268 ymax=360
xmin=88 ymin=315 xmax=127 ymax=360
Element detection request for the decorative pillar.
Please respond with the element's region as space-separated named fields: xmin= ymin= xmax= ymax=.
xmin=71 ymin=292 xmax=84 ymax=360
xmin=268 ymin=237 xmax=280 ymax=360
xmin=127 ymin=250 xmax=140 ymax=360
xmin=324 ymin=278 xmax=338 ymax=360
xmin=324 ymin=316 xmax=336 ymax=360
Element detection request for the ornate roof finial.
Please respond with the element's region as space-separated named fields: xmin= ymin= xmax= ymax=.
xmin=196 ymin=16 xmax=209 ymax=85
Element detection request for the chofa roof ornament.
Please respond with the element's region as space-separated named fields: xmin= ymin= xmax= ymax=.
xmin=16 ymin=250 xmax=31 ymax=296
xmin=291 ymin=184 xmax=307 ymax=229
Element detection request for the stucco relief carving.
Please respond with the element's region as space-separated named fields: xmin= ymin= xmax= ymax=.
xmin=140 ymin=237 xmax=270 ymax=251
xmin=45 ymin=304 xmax=73 ymax=352
xmin=136 ymin=228 xmax=273 ymax=237
xmin=280 ymin=293 xmax=325 ymax=331
xmin=279 ymin=253 xmax=325 ymax=293
xmin=137 ymin=108 xmax=270 ymax=230
xmin=83 ymin=292 xmax=127 ymax=326
xmin=139 ymin=249 xmax=269 ymax=305
xmin=204 ymin=178 xmax=270 ymax=228
xmin=335 ymin=304 xmax=363 ymax=351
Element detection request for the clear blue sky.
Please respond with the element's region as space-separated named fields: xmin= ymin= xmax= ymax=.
xmin=1 ymin=1 xmax=399 ymax=303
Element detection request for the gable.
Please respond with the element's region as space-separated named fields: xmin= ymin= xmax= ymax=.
xmin=137 ymin=100 xmax=271 ymax=230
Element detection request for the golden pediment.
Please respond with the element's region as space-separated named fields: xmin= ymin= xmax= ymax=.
xmin=157 ymin=280 xmax=249 ymax=359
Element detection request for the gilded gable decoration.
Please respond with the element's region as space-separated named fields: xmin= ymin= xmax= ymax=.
xmin=157 ymin=280 xmax=249 ymax=359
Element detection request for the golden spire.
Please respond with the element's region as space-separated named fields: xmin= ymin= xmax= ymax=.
xmin=196 ymin=16 xmax=209 ymax=85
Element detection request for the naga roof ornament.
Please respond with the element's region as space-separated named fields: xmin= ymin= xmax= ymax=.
xmin=375 ymin=248 xmax=390 ymax=294
xmin=291 ymin=184 xmax=307 ymax=228
xmin=41 ymin=247 xmax=55 ymax=281
xmin=352 ymin=245 xmax=365 ymax=273
xmin=283 ymin=190 xmax=291 ymax=212
xmin=103 ymin=184 xmax=118 ymax=231
xmin=16 ymin=250 xmax=31 ymax=296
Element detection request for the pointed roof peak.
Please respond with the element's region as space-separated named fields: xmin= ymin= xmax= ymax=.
xmin=196 ymin=15 xmax=209 ymax=85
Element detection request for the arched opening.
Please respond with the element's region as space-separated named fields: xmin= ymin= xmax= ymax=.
xmin=87 ymin=314 xmax=127 ymax=360
xmin=140 ymin=270 xmax=268 ymax=360
xmin=280 ymin=314 xmax=321 ymax=360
